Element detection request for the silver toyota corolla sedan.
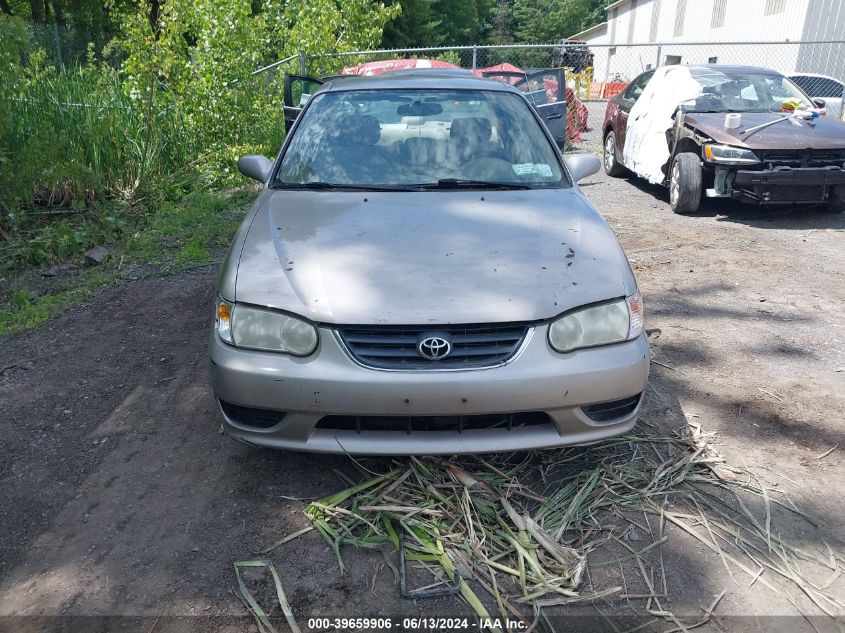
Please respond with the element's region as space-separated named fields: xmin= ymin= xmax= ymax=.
xmin=209 ymin=72 xmax=649 ymax=455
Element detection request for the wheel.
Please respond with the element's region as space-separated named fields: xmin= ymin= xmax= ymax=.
xmin=825 ymin=185 xmax=845 ymax=213
xmin=669 ymin=152 xmax=702 ymax=215
xmin=603 ymin=131 xmax=626 ymax=177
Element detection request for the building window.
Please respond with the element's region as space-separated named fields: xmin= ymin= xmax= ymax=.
xmin=627 ymin=0 xmax=638 ymax=44
xmin=674 ymin=0 xmax=687 ymax=37
xmin=666 ymin=54 xmax=682 ymax=65
xmin=649 ymin=0 xmax=661 ymax=43
xmin=765 ymin=0 xmax=786 ymax=15
xmin=711 ymin=0 xmax=726 ymax=28
xmin=708 ymin=56 xmax=718 ymax=63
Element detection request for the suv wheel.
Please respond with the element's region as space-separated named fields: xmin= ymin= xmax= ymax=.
xmin=669 ymin=152 xmax=702 ymax=215
xmin=603 ymin=131 xmax=626 ymax=177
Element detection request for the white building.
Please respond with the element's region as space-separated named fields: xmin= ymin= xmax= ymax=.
xmin=571 ymin=0 xmax=845 ymax=85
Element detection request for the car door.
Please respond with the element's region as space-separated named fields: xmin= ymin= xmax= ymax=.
xmin=283 ymin=74 xmax=325 ymax=132
xmin=514 ymin=69 xmax=567 ymax=148
xmin=481 ymin=70 xmax=526 ymax=86
xmin=615 ymin=70 xmax=654 ymax=154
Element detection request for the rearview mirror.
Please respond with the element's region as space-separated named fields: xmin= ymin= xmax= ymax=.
xmin=238 ymin=155 xmax=273 ymax=183
xmin=565 ymin=153 xmax=601 ymax=182
xmin=813 ymin=98 xmax=827 ymax=109
xmin=397 ymin=102 xmax=443 ymax=117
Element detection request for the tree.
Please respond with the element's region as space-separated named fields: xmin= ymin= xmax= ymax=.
xmin=512 ymin=0 xmax=604 ymax=43
xmin=487 ymin=0 xmax=514 ymax=45
xmin=381 ymin=0 xmax=494 ymax=47
xmin=381 ymin=0 xmax=437 ymax=48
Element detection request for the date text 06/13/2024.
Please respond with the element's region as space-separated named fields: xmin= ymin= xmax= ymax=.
xmin=305 ymin=617 xmax=527 ymax=631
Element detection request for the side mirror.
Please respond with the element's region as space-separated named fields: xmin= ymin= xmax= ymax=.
xmin=238 ymin=155 xmax=273 ymax=183
xmin=813 ymin=98 xmax=827 ymax=109
xmin=565 ymin=153 xmax=601 ymax=182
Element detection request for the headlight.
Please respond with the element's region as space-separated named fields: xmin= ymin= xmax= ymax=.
xmin=703 ymin=144 xmax=760 ymax=165
xmin=548 ymin=291 xmax=644 ymax=353
xmin=216 ymin=299 xmax=318 ymax=356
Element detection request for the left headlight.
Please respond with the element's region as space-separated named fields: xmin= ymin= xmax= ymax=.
xmin=703 ymin=144 xmax=760 ymax=165
xmin=548 ymin=291 xmax=644 ymax=353
xmin=216 ymin=299 xmax=318 ymax=356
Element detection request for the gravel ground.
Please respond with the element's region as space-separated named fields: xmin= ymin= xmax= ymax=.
xmin=1 ymin=151 xmax=844 ymax=632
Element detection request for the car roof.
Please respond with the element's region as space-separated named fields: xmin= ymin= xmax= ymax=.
xmin=788 ymin=72 xmax=842 ymax=82
xmin=685 ymin=64 xmax=784 ymax=75
xmin=317 ymin=71 xmax=521 ymax=94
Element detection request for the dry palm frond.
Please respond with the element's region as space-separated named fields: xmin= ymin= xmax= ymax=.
xmin=242 ymin=418 xmax=844 ymax=630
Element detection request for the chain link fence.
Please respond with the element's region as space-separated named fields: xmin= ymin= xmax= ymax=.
xmin=287 ymin=41 xmax=845 ymax=152
xmin=20 ymin=21 xmax=103 ymax=70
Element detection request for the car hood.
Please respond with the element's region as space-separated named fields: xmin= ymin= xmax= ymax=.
xmin=683 ymin=111 xmax=845 ymax=149
xmin=233 ymin=189 xmax=630 ymax=325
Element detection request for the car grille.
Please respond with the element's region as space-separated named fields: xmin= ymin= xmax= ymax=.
xmin=337 ymin=323 xmax=530 ymax=370
xmin=758 ymin=148 xmax=845 ymax=168
xmin=581 ymin=394 xmax=642 ymax=423
xmin=316 ymin=412 xmax=551 ymax=433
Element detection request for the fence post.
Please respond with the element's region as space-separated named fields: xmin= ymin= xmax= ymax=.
xmin=655 ymin=44 xmax=662 ymax=69
xmin=53 ymin=22 xmax=64 ymax=72
xmin=298 ymin=51 xmax=307 ymax=74
xmin=471 ymin=45 xmax=477 ymax=70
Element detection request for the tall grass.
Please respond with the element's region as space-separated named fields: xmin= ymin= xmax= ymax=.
xmin=0 ymin=65 xmax=201 ymax=269
xmin=0 ymin=56 xmax=289 ymax=272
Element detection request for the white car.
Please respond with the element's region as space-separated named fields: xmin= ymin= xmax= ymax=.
xmin=789 ymin=73 xmax=844 ymax=120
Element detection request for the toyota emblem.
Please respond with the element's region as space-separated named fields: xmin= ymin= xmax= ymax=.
xmin=417 ymin=333 xmax=452 ymax=360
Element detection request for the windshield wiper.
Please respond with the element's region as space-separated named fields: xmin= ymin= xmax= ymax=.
xmin=275 ymin=181 xmax=417 ymax=192
xmin=416 ymin=178 xmax=532 ymax=190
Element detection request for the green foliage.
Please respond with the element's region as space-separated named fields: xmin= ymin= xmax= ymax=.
xmin=0 ymin=190 xmax=253 ymax=338
xmin=382 ymin=0 xmax=493 ymax=47
xmin=0 ymin=272 xmax=111 ymax=335
xmin=512 ymin=0 xmax=604 ymax=44
xmin=127 ymin=191 xmax=248 ymax=265
xmin=380 ymin=0 xmax=605 ymax=47
xmin=0 ymin=1 xmax=398 ymax=273
xmin=487 ymin=0 xmax=515 ymax=45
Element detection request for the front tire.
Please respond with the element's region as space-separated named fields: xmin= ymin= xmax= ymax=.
xmin=603 ymin=131 xmax=626 ymax=177
xmin=669 ymin=152 xmax=702 ymax=215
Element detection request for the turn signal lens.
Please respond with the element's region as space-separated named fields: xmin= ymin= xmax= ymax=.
xmin=216 ymin=300 xmax=233 ymax=343
xmin=626 ymin=291 xmax=644 ymax=339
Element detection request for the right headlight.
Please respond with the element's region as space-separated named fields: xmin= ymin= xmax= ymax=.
xmin=216 ymin=299 xmax=318 ymax=356
xmin=548 ymin=292 xmax=644 ymax=353
xmin=703 ymin=144 xmax=760 ymax=165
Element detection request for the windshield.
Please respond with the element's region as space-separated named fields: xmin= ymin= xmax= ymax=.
xmin=274 ymin=89 xmax=567 ymax=190
xmin=683 ymin=69 xmax=813 ymax=113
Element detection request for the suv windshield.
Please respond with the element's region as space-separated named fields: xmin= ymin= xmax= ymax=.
xmin=684 ymin=69 xmax=812 ymax=113
xmin=274 ymin=89 xmax=567 ymax=190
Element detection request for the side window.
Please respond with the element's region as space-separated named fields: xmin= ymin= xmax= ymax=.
xmin=623 ymin=72 xmax=654 ymax=102
xmin=290 ymin=78 xmax=323 ymax=107
xmin=816 ymin=78 xmax=842 ymax=98
xmin=791 ymin=76 xmax=843 ymax=98
xmin=516 ymin=70 xmax=564 ymax=106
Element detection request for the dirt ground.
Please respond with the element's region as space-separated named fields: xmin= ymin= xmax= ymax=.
xmin=1 ymin=149 xmax=844 ymax=632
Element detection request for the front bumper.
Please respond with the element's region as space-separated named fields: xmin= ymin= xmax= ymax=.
xmin=734 ymin=166 xmax=845 ymax=187
xmin=708 ymin=166 xmax=845 ymax=204
xmin=209 ymin=325 xmax=650 ymax=455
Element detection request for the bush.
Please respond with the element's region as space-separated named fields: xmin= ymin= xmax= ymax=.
xmin=0 ymin=0 xmax=401 ymax=272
